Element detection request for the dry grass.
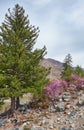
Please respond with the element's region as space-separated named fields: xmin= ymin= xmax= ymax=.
xmin=0 ymin=100 xmax=10 ymax=113
xmin=0 ymin=93 xmax=33 ymax=113
xmin=20 ymin=93 xmax=33 ymax=104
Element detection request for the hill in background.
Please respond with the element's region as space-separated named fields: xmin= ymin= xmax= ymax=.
xmin=40 ymin=58 xmax=63 ymax=81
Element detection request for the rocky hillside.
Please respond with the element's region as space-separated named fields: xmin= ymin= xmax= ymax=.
xmin=1 ymin=89 xmax=84 ymax=130
xmin=40 ymin=58 xmax=63 ymax=80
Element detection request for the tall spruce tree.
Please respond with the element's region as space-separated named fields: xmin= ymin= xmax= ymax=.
xmin=0 ymin=4 xmax=49 ymax=113
xmin=61 ymin=54 xmax=73 ymax=82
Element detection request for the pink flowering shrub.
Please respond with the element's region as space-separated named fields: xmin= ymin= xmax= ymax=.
xmin=44 ymin=74 xmax=84 ymax=100
xmin=71 ymin=74 xmax=84 ymax=89
xmin=71 ymin=74 xmax=78 ymax=79
xmin=44 ymin=80 xmax=67 ymax=99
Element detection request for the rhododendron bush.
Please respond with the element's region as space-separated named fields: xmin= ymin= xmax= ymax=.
xmin=71 ymin=74 xmax=84 ymax=89
xmin=45 ymin=80 xmax=67 ymax=99
xmin=45 ymin=74 xmax=84 ymax=100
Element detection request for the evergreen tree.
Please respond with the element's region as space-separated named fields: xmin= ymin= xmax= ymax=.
xmin=61 ymin=54 xmax=73 ymax=82
xmin=74 ymin=65 xmax=84 ymax=77
xmin=0 ymin=4 xmax=49 ymax=113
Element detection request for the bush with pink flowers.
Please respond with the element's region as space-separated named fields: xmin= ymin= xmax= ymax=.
xmin=45 ymin=74 xmax=84 ymax=100
xmin=44 ymin=80 xmax=67 ymax=99
xmin=71 ymin=74 xmax=84 ymax=89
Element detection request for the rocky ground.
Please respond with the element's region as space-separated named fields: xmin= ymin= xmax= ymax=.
xmin=0 ymin=89 xmax=84 ymax=130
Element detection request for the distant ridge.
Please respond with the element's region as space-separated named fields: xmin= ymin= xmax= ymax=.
xmin=47 ymin=58 xmax=63 ymax=68
xmin=40 ymin=58 xmax=63 ymax=80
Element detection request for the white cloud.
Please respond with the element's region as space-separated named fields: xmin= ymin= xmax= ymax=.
xmin=32 ymin=0 xmax=52 ymax=6
xmin=23 ymin=0 xmax=52 ymax=7
xmin=0 ymin=0 xmax=84 ymax=67
xmin=65 ymin=0 xmax=84 ymax=29
xmin=72 ymin=51 xmax=84 ymax=67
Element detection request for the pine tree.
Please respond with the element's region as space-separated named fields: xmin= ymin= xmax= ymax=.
xmin=74 ymin=65 xmax=84 ymax=77
xmin=0 ymin=4 xmax=49 ymax=113
xmin=61 ymin=54 xmax=73 ymax=82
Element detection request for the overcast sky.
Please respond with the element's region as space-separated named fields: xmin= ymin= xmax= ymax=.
xmin=0 ymin=0 xmax=84 ymax=67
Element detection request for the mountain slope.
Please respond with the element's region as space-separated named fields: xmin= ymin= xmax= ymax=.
xmin=40 ymin=58 xmax=63 ymax=80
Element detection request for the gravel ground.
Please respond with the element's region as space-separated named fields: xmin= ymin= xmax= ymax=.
xmin=0 ymin=90 xmax=84 ymax=130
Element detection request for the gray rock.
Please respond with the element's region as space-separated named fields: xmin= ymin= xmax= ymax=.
xmin=46 ymin=114 xmax=51 ymax=119
xmin=30 ymin=125 xmax=38 ymax=130
xmin=14 ymin=128 xmax=19 ymax=130
xmin=38 ymin=128 xmax=45 ymax=130
xmin=62 ymin=95 xmax=71 ymax=102
xmin=63 ymin=92 xmax=71 ymax=95
xmin=68 ymin=110 xmax=76 ymax=118
xmin=81 ymin=123 xmax=84 ymax=128
xmin=49 ymin=124 xmax=54 ymax=129
xmin=56 ymin=102 xmax=65 ymax=112
xmin=77 ymin=99 xmax=84 ymax=106
xmin=30 ymin=126 xmax=45 ymax=130
xmin=69 ymin=127 xmax=74 ymax=130
xmin=62 ymin=92 xmax=71 ymax=102
xmin=77 ymin=92 xmax=82 ymax=96
xmin=61 ymin=127 xmax=69 ymax=130
xmin=53 ymin=123 xmax=57 ymax=128
xmin=42 ymin=117 xmax=46 ymax=125
xmin=0 ymin=119 xmax=7 ymax=126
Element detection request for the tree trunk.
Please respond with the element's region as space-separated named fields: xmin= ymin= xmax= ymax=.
xmin=16 ymin=97 xmax=20 ymax=110
xmin=11 ymin=97 xmax=15 ymax=114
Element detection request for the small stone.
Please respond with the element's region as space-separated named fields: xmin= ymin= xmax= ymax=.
xmin=59 ymin=98 xmax=62 ymax=102
xmin=65 ymin=104 xmax=71 ymax=109
xmin=53 ymin=123 xmax=57 ymax=128
xmin=69 ymin=127 xmax=74 ymax=130
xmin=49 ymin=124 xmax=53 ymax=129
xmin=62 ymin=95 xmax=71 ymax=102
xmin=61 ymin=127 xmax=69 ymax=130
xmin=63 ymin=92 xmax=70 ymax=95
xmin=81 ymin=123 xmax=84 ymax=128
xmin=42 ymin=117 xmax=46 ymax=125
xmin=70 ymin=124 xmax=75 ymax=128
xmin=46 ymin=115 xmax=51 ymax=119
xmin=68 ymin=111 xmax=76 ymax=118
xmin=57 ymin=118 xmax=61 ymax=121
xmin=56 ymin=103 xmax=65 ymax=112
xmin=77 ymin=92 xmax=82 ymax=96
xmin=77 ymin=99 xmax=84 ymax=106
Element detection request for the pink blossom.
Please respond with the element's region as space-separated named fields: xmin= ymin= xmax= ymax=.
xmin=45 ymin=80 xmax=67 ymax=99
xmin=71 ymin=74 xmax=84 ymax=89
